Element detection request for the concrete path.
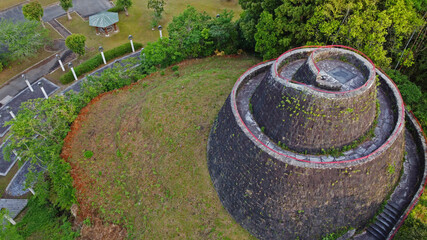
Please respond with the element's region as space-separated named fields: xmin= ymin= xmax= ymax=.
xmin=0 ymin=78 xmax=60 ymax=137
xmin=42 ymin=0 xmax=112 ymax=22
xmin=0 ymin=4 xmax=25 ymax=22
xmin=0 ymin=139 xmax=17 ymax=177
xmin=0 ymin=199 xmax=28 ymax=218
xmin=5 ymin=160 xmax=43 ymax=197
xmin=63 ymin=50 xmax=142 ymax=94
xmin=0 ymin=50 xmax=74 ymax=101
xmin=47 ymin=19 xmax=71 ymax=38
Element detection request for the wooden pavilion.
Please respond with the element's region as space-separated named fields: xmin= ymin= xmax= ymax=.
xmin=89 ymin=12 xmax=119 ymax=36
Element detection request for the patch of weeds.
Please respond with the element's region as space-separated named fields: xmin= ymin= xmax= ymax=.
xmin=171 ymin=65 xmax=179 ymax=72
xmin=83 ymin=150 xmax=94 ymax=159
xmin=83 ymin=217 xmax=92 ymax=226
xmin=321 ymin=226 xmax=354 ymax=240
xmin=387 ymin=163 xmax=396 ymax=174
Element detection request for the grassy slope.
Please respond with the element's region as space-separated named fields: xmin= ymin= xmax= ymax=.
xmin=67 ymin=55 xmax=258 ymax=239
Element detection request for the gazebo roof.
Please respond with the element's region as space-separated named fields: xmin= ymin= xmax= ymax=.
xmin=89 ymin=12 xmax=119 ymax=28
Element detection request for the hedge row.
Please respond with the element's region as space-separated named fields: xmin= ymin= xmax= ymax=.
xmin=60 ymin=42 xmax=143 ymax=84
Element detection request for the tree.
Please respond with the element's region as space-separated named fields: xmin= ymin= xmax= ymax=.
xmin=22 ymin=1 xmax=45 ymax=28
xmin=237 ymin=0 xmax=283 ymax=49
xmin=254 ymin=11 xmax=281 ymax=60
xmin=117 ymin=0 xmax=132 ymax=16
xmin=0 ymin=19 xmax=49 ymax=62
xmin=59 ymin=0 xmax=73 ymax=20
xmin=147 ymin=0 xmax=165 ymax=27
xmin=65 ymin=34 xmax=86 ymax=56
xmin=167 ymin=6 xmax=211 ymax=57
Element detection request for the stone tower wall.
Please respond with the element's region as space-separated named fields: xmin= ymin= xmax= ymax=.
xmin=208 ymin=95 xmax=405 ymax=240
xmin=251 ymin=48 xmax=377 ymax=153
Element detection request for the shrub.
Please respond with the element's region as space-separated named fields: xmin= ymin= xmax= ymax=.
xmin=139 ymin=6 xmax=240 ymax=74
xmin=0 ymin=62 xmax=3 ymax=72
xmin=60 ymin=42 xmax=142 ymax=84
xmin=65 ymin=34 xmax=86 ymax=56
xmin=108 ymin=5 xmax=124 ymax=12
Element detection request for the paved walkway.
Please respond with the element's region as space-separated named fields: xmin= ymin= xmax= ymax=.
xmin=0 ymin=50 xmax=74 ymax=101
xmin=0 ymin=199 xmax=28 ymax=218
xmin=0 ymin=139 xmax=17 ymax=177
xmin=47 ymin=19 xmax=71 ymax=38
xmin=0 ymin=3 xmax=25 ymax=22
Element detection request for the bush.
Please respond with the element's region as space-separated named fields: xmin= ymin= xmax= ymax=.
xmin=0 ymin=62 xmax=3 ymax=72
xmin=139 ymin=6 xmax=240 ymax=74
xmin=108 ymin=5 xmax=124 ymax=12
xmin=60 ymin=42 xmax=142 ymax=84
xmin=65 ymin=34 xmax=86 ymax=56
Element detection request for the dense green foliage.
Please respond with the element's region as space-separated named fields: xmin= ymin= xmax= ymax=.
xmin=22 ymin=1 xmax=43 ymax=22
xmin=0 ymin=19 xmax=49 ymax=65
xmin=59 ymin=0 xmax=73 ymax=11
xmin=140 ymin=6 xmax=239 ymax=74
xmin=386 ymin=69 xmax=426 ymax=130
xmin=65 ymin=34 xmax=86 ymax=56
xmin=108 ymin=5 xmax=124 ymax=13
xmin=238 ymin=0 xmax=424 ymax=69
xmin=60 ymin=42 xmax=142 ymax=83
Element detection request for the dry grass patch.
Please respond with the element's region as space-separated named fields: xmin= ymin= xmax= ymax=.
xmin=65 ymin=55 xmax=258 ymax=239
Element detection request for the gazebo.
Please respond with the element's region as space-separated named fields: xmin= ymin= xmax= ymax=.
xmin=89 ymin=12 xmax=119 ymax=36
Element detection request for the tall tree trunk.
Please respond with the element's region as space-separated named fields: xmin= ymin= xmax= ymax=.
xmin=67 ymin=10 xmax=72 ymax=20
xmin=124 ymin=6 xmax=129 ymax=16
xmin=39 ymin=16 xmax=45 ymax=28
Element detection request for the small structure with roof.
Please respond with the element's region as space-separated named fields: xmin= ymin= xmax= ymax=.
xmin=89 ymin=12 xmax=119 ymax=36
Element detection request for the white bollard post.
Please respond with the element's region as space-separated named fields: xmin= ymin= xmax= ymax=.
xmin=22 ymin=74 xmax=34 ymax=92
xmin=4 ymin=215 xmax=16 ymax=225
xmin=28 ymin=188 xmax=36 ymax=195
xmin=38 ymin=82 xmax=48 ymax=99
xmin=101 ymin=51 xmax=107 ymax=64
xmin=69 ymin=62 xmax=78 ymax=81
xmin=56 ymin=54 xmax=65 ymax=71
xmin=9 ymin=111 xmax=16 ymax=119
xmin=158 ymin=25 xmax=163 ymax=39
xmin=128 ymin=35 xmax=135 ymax=52
xmin=12 ymin=150 xmax=21 ymax=161
xmin=99 ymin=46 xmax=107 ymax=65
xmin=6 ymin=106 xmax=16 ymax=119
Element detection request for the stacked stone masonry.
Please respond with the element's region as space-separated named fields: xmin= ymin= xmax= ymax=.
xmin=207 ymin=46 xmax=408 ymax=240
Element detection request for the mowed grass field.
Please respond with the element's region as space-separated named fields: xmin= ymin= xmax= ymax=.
xmin=65 ymin=55 xmax=258 ymax=239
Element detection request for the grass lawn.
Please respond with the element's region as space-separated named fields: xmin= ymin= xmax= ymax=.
xmin=0 ymin=23 xmax=62 ymax=87
xmin=0 ymin=0 xmax=58 ymax=10
xmin=65 ymin=55 xmax=258 ymax=239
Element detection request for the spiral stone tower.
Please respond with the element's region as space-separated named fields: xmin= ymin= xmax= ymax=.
xmin=207 ymin=46 xmax=408 ymax=239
